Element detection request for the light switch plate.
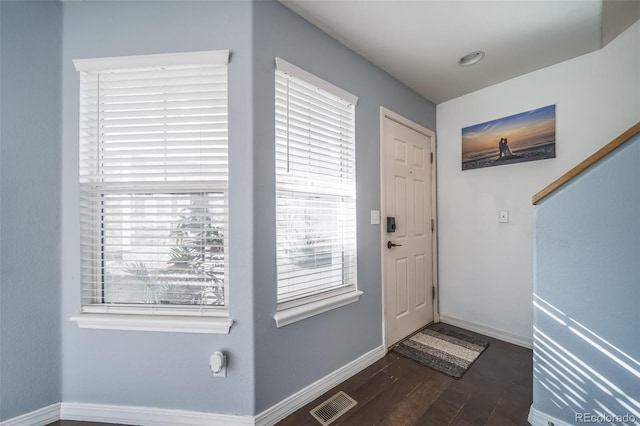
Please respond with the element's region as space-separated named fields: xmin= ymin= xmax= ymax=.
xmin=499 ymin=210 xmax=509 ymax=223
xmin=371 ymin=210 xmax=380 ymax=225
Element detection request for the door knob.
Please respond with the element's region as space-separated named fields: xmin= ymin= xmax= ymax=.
xmin=387 ymin=241 xmax=402 ymax=249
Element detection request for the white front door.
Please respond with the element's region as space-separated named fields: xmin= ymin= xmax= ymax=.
xmin=382 ymin=115 xmax=435 ymax=348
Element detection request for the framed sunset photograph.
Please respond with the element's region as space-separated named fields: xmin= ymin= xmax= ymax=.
xmin=461 ymin=105 xmax=556 ymax=170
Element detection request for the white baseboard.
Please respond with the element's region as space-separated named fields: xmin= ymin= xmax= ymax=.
xmin=0 ymin=403 xmax=60 ymax=426
xmin=60 ymin=402 xmax=253 ymax=426
xmin=528 ymin=405 xmax=573 ymax=426
xmin=7 ymin=345 xmax=386 ymax=426
xmin=254 ymin=344 xmax=387 ymax=426
xmin=439 ymin=314 xmax=533 ymax=349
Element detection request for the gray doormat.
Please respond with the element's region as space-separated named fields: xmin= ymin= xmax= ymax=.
xmin=393 ymin=323 xmax=490 ymax=379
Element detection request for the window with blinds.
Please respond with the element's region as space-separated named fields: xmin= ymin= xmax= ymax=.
xmin=275 ymin=58 xmax=358 ymax=307
xmin=74 ymin=51 xmax=229 ymax=316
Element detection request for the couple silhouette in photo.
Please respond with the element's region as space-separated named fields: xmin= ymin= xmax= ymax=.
xmin=497 ymin=137 xmax=514 ymax=159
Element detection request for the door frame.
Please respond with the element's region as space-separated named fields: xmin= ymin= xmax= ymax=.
xmin=379 ymin=107 xmax=439 ymax=349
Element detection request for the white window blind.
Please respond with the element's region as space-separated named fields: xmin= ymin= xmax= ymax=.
xmin=75 ymin=51 xmax=229 ymax=315
xmin=275 ymin=58 xmax=358 ymax=306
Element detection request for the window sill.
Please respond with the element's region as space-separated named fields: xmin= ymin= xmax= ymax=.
xmin=70 ymin=313 xmax=233 ymax=334
xmin=274 ymin=290 xmax=363 ymax=328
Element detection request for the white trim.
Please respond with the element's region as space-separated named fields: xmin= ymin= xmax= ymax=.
xmin=255 ymin=344 xmax=386 ymax=426
xmin=380 ymin=107 xmax=434 ymax=138
xmin=70 ymin=314 xmax=233 ymax=334
xmin=8 ymin=345 xmax=384 ymax=426
xmin=74 ymin=50 xmax=229 ymax=72
xmin=528 ymin=405 xmax=573 ymax=426
xmin=439 ymin=314 xmax=533 ymax=349
xmin=277 ymin=286 xmax=357 ymax=312
xmin=81 ymin=305 xmax=230 ymax=317
xmin=379 ymin=107 xmax=438 ymax=349
xmin=0 ymin=403 xmax=60 ymax=426
xmin=60 ymin=402 xmax=252 ymax=426
xmin=275 ymin=57 xmax=358 ymax=105
xmin=274 ymin=290 xmax=363 ymax=327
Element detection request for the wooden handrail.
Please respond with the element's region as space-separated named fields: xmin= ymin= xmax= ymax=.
xmin=532 ymin=121 xmax=640 ymax=205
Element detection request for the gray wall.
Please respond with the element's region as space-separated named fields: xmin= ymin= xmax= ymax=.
xmin=533 ymin=135 xmax=640 ymax=423
xmin=61 ymin=1 xmax=256 ymax=415
xmin=0 ymin=1 xmax=63 ymax=420
xmin=1 ymin=0 xmax=436 ymax=418
xmin=251 ymin=1 xmax=436 ymax=412
xmin=0 ymin=0 xmax=3 ymax=414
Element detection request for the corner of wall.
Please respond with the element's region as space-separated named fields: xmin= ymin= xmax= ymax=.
xmin=0 ymin=0 xmax=64 ymax=421
xmin=0 ymin=0 xmax=4 ymax=419
xmin=250 ymin=0 xmax=436 ymax=414
xmin=434 ymin=18 xmax=640 ymax=349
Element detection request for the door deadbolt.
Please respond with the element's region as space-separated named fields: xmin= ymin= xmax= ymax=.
xmin=386 ymin=217 xmax=396 ymax=233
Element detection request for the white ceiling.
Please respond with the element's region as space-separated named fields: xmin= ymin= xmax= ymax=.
xmin=279 ymin=0 xmax=605 ymax=103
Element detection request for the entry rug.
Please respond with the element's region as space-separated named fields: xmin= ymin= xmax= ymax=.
xmin=393 ymin=323 xmax=490 ymax=379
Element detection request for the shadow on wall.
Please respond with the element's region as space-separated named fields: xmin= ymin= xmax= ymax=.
xmin=533 ymin=295 xmax=640 ymax=423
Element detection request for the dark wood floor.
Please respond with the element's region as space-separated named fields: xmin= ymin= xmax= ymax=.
xmin=277 ymin=326 xmax=533 ymax=426
xmin=48 ymin=326 xmax=532 ymax=426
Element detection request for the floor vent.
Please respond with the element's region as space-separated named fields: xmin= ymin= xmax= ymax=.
xmin=310 ymin=391 xmax=357 ymax=426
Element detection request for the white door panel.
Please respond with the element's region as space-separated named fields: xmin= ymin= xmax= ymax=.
xmin=383 ymin=117 xmax=434 ymax=348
